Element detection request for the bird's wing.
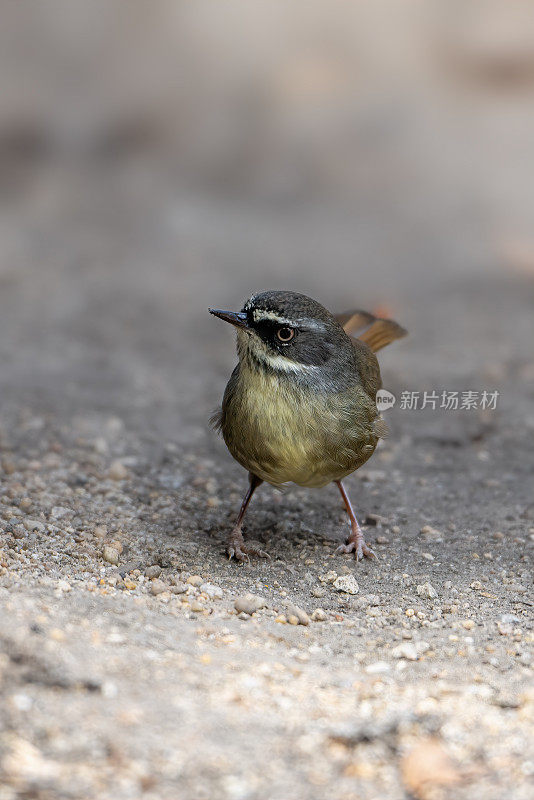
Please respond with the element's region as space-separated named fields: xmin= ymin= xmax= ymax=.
xmin=335 ymin=309 xmax=407 ymax=353
xmin=209 ymin=408 xmax=223 ymax=432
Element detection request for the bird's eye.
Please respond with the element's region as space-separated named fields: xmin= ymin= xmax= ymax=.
xmin=277 ymin=326 xmax=294 ymax=343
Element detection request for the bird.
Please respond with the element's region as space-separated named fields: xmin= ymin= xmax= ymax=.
xmin=209 ymin=290 xmax=406 ymax=562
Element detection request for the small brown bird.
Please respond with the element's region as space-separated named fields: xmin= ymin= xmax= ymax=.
xmin=209 ymin=291 xmax=406 ymax=562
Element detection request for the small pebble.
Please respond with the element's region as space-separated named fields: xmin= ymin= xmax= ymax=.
xmin=365 ymin=661 xmax=390 ymax=674
xmin=365 ymin=594 xmax=380 ymax=606
xmin=108 ymin=461 xmax=128 ymax=481
xmin=50 ymin=506 xmax=72 ymax=520
xmin=102 ymin=546 xmax=119 ymax=566
xmin=186 ymin=575 xmax=203 ymax=587
xmin=416 ymin=582 xmax=438 ymax=599
xmin=170 ymin=582 xmax=188 ymax=595
xmin=234 ymin=594 xmax=267 ymax=615
xmin=323 ymin=571 xmax=338 ymax=583
xmin=493 ymin=693 xmax=520 ymax=709
xmin=150 ymin=579 xmax=166 ymax=596
xmin=201 ymin=582 xmax=223 ymax=599
xmin=312 ymin=608 xmax=327 ymax=622
xmin=333 ymin=575 xmax=359 ymax=595
xmin=284 ymin=603 xmax=310 ymax=626
xmin=501 ymin=613 xmax=520 ymax=624
xmin=145 ymin=565 xmax=162 ymax=579
xmin=420 ymin=525 xmax=443 ymax=541
xmin=497 ymin=621 xmax=513 ymax=636
xmin=23 ymin=519 xmax=45 ymax=533
xmin=392 ymin=642 xmax=419 ymax=661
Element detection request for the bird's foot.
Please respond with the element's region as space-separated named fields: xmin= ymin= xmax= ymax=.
xmin=335 ymin=530 xmax=377 ymax=562
xmin=226 ymin=529 xmax=271 ymax=563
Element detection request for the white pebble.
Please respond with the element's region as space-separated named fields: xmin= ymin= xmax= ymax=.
xmin=108 ymin=461 xmax=128 ymax=481
xmin=365 ymin=661 xmax=390 ymax=674
xmin=416 ymin=581 xmax=438 ymax=599
xmin=392 ymin=642 xmax=419 ymax=661
xmin=333 ymin=575 xmax=359 ymax=595
xmin=102 ymin=546 xmax=119 ymax=566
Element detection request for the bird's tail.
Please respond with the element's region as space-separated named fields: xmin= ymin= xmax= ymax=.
xmin=335 ymin=309 xmax=407 ymax=353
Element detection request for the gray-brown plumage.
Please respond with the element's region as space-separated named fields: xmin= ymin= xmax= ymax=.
xmin=209 ymin=291 xmax=406 ymax=562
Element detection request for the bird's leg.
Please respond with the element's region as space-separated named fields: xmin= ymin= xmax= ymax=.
xmin=226 ymin=473 xmax=270 ymax=562
xmin=334 ymin=479 xmax=377 ymax=561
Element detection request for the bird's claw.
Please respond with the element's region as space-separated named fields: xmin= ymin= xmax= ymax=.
xmin=335 ymin=538 xmax=377 ymax=562
xmin=226 ymin=533 xmax=271 ymax=563
xmin=227 ymin=545 xmax=249 ymax=563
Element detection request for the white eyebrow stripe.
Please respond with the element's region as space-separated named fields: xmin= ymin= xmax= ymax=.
xmin=252 ymin=309 xmax=291 ymax=324
xmin=252 ymin=309 xmax=326 ymax=330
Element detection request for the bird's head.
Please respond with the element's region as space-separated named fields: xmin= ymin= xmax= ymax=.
xmin=209 ymin=290 xmax=350 ymax=374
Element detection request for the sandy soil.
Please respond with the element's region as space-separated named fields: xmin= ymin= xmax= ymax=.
xmin=0 ymin=170 xmax=533 ymax=800
xmin=1 ymin=4 xmax=534 ymax=796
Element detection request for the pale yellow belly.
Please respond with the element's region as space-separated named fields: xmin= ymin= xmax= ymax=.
xmin=221 ymin=369 xmax=378 ymax=488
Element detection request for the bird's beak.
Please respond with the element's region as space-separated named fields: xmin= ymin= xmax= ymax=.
xmin=209 ymin=309 xmax=249 ymax=329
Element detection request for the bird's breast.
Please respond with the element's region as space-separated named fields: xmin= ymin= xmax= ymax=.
xmin=221 ymin=364 xmax=380 ymax=488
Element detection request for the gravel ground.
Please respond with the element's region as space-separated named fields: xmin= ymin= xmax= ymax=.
xmin=0 ymin=185 xmax=533 ymax=799
xmin=1 ymin=5 xmax=534 ymax=797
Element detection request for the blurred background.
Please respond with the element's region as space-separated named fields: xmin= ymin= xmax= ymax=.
xmin=1 ymin=0 xmax=533 ymax=446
